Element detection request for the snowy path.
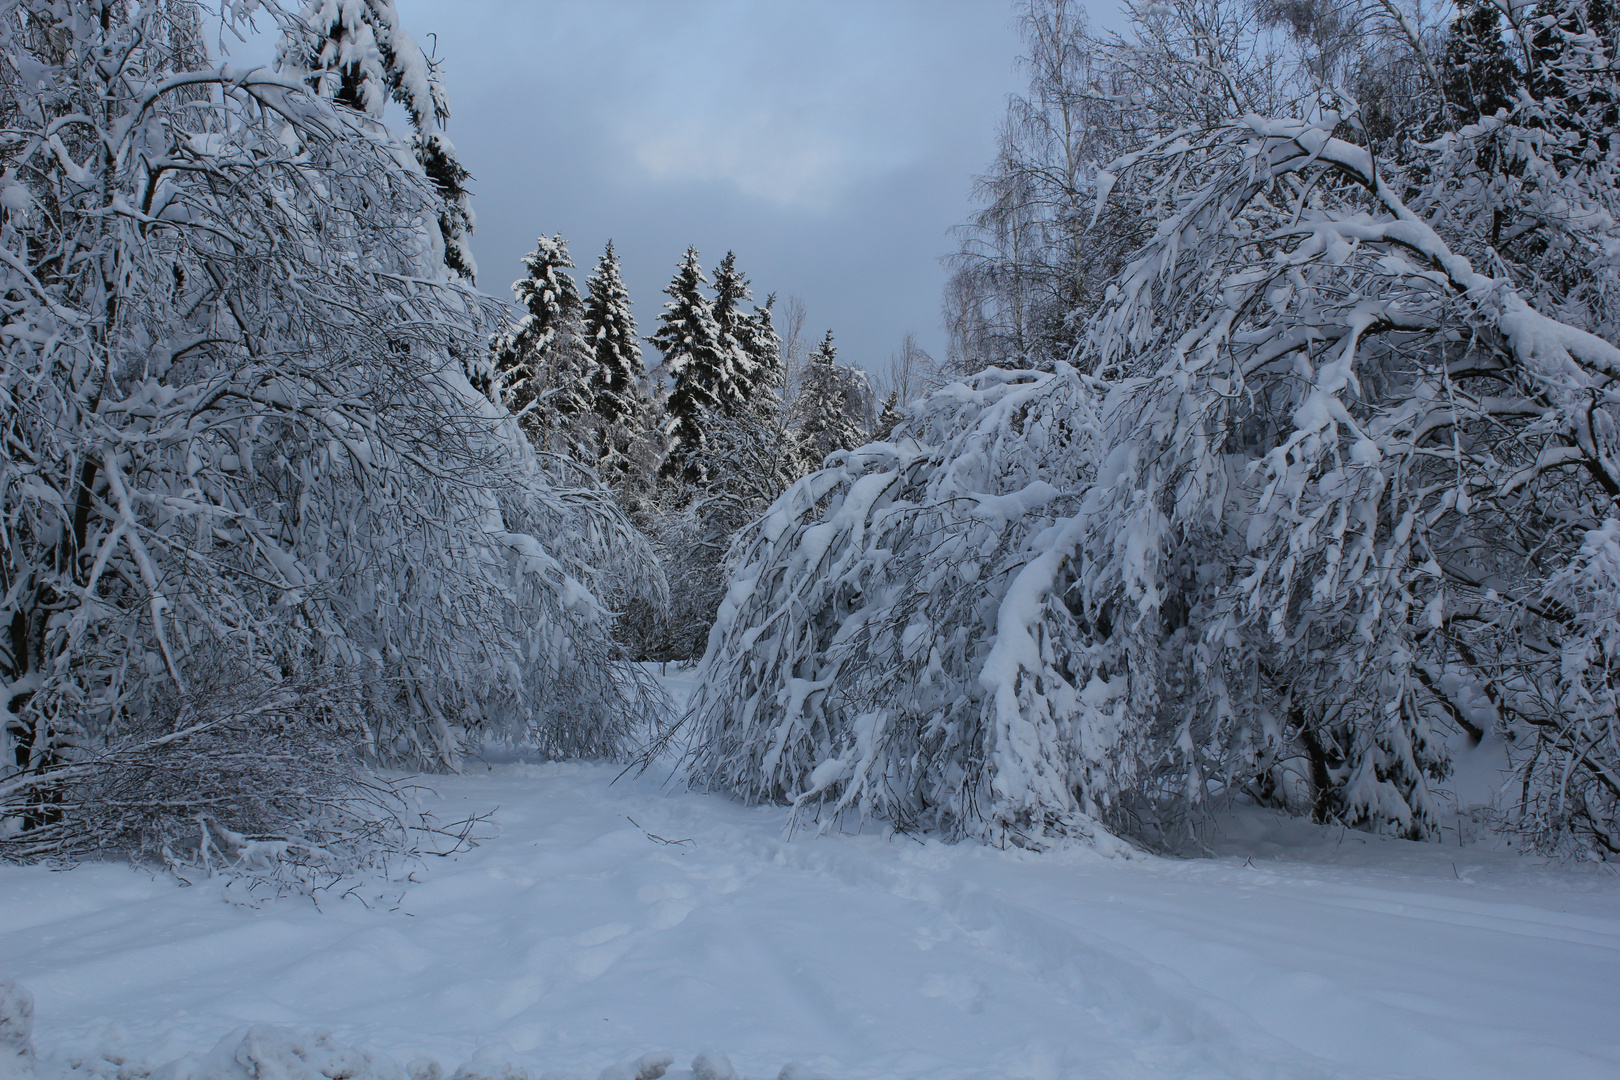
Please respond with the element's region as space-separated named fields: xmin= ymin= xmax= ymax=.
xmin=1 ymin=755 xmax=1616 ymax=1080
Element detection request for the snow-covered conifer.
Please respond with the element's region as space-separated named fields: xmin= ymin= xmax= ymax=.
xmin=793 ymin=331 xmax=870 ymax=467
xmin=624 ymin=287 xmax=797 ymax=662
xmin=1435 ymin=0 xmax=1518 ymax=127
xmin=652 ymin=248 xmax=727 ymax=480
xmin=584 ymin=241 xmax=646 ymax=475
xmin=414 ymin=131 xmax=478 ymax=282
xmin=739 ymin=293 xmax=786 ymax=420
xmin=278 ymin=0 xmax=477 ymax=280
xmin=873 ymin=392 xmax=905 ymax=441
xmin=710 ymin=251 xmax=761 ymax=414
xmin=491 ymin=235 xmax=594 ymax=450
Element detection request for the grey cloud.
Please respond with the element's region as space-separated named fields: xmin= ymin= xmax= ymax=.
xmin=393 ymin=0 xmax=1026 ymax=374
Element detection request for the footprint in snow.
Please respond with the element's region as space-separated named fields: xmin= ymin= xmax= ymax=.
xmin=645 ymin=900 xmax=694 ymax=929
xmin=573 ymin=922 xmax=632 ymax=947
xmin=570 ymin=922 xmax=634 ymax=979
xmin=633 ymin=883 xmax=694 ymax=929
xmin=635 ymin=882 xmax=692 ymax=903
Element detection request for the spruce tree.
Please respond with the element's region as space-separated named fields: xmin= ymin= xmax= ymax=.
xmin=491 ymin=235 xmax=593 ymax=447
xmin=583 ymin=241 xmax=646 ymax=474
xmin=873 ymin=392 xmax=905 ymax=441
xmin=414 ymin=132 xmax=478 ymax=282
xmin=279 ymin=0 xmax=477 ymax=281
xmin=1436 ymin=0 xmax=1518 ymax=127
xmin=739 ymin=293 xmax=786 ymax=420
xmin=794 ymin=330 xmax=869 ymax=466
xmin=710 ymin=251 xmax=759 ymax=415
xmin=652 ymin=248 xmax=726 ymax=480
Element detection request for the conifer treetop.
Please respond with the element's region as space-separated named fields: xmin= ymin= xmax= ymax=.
xmin=653 ymin=248 xmax=728 ymax=479
xmin=795 ymin=329 xmax=869 ymax=466
xmin=741 ymin=292 xmax=786 ymax=419
xmin=711 ymin=251 xmax=760 ymax=412
xmin=585 ymin=239 xmax=645 ymax=429
xmin=280 ymin=0 xmax=449 ymax=132
xmin=493 ymin=234 xmax=593 ymax=437
xmin=279 ymin=0 xmax=476 ymax=280
xmin=811 ymin=328 xmax=837 ymax=366
xmin=514 ymin=234 xmax=582 ymax=323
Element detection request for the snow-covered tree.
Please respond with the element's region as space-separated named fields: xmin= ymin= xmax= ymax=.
xmin=943 ymin=0 xmax=1156 ymax=374
xmin=793 ymin=331 xmax=871 ymax=467
xmin=583 ymin=241 xmax=646 ymax=476
xmin=0 ymin=0 xmax=660 ymax=871
xmin=278 ymin=0 xmax=476 ymax=281
xmin=413 ymin=130 xmax=478 ymax=283
xmin=491 ymin=235 xmax=594 ymax=451
xmin=737 ymin=293 xmax=786 ymax=420
xmin=625 ymin=278 xmax=797 ymax=662
xmin=679 ymin=0 xmax=1620 ymax=858
xmin=664 ymin=294 xmax=801 ymax=660
xmin=680 ymin=367 xmax=1116 ymax=845
xmin=873 ymin=392 xmax=905 ymax=441
xmin=710 ymin=251 xmax=761 ymax=415
xmin=652 ymin=248 xmax=727 ymax=481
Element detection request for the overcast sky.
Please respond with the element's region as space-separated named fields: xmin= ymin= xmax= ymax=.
xmin=378 ymin=0 xmax=1033 ymax=378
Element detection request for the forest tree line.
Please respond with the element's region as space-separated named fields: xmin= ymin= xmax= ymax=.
xmin=479 ymin=235 xmax=882 ymax=662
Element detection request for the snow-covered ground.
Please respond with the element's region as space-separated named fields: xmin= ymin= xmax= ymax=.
xmin=1 ymin=675 xmax=1615 ymax=1080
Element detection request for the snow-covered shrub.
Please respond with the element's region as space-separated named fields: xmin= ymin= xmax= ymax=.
xmin=0 ymin=0 xmax=663 ymax=867
xmin=0 ymin=653 xmax=432 ymax=883
xmin=682 ymin=366 xmax=1139 ymax=845
xmin=1508 ymin=521 xmax=1620 ymax=856
xmin=624 ymin=500 xmax=725 ymax=663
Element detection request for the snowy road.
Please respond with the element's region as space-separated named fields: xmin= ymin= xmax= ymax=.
xmin=1 ymin=753 xmax=1616 ymax=1080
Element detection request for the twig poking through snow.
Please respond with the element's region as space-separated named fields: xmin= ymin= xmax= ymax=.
xmin=626 ymin=817 xmax=694 ymax=847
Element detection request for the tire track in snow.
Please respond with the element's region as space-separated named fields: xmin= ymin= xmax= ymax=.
xmin=613 ymin=798 xmax=1376 ymax=1080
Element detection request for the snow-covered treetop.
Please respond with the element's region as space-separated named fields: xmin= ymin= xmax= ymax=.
xmin=278 ymin=0 xmax=475 ymax=281
xmin=279 ymin=0 xmax=449 ymax=130
xmin=585 ymin=239 xmax=645 ymax=428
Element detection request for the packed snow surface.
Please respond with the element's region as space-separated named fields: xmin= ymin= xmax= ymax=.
xmin=1 ymin=687 xmax=1615 ymax=1080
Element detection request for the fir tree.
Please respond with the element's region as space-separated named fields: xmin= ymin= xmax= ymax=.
xmin=414 ymin=132 xmax=478 ymax=282
xmin=492 ymin=235 xmax=593 ymax=447
xmin=710 ymin=251 xmax=759 ymax=415
xmin=739 ymin=293 xmax=786 ymax=421
xmin=1436 ymin=0 xmax=1518 ymax=127
xmin=652 ymin=248 xmax=727 ymax=480
xmin=583 ymin=241 xmax=646 ymax=474
xmin=279 ymin=0 xmax=477 ymax=281
xmin=794 ymin=330 xmax=869 ymax=466
xmin=873 ymin=392 xmax=905 ymax=441
xmin=1527 ymin=0 xmax=1620 ymax=155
